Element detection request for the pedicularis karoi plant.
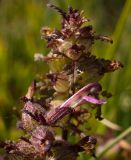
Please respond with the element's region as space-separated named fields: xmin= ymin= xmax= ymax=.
xmin=0 ymin=4 xmax=123 ymax=160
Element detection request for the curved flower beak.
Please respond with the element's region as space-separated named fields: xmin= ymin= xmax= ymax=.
xmin=82 ymin=96 xmax=106 ymax=105
xmin=46 ymin=82 xmax=106 ymax=125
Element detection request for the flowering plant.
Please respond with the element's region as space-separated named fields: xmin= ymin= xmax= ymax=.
xmin=0 ymin=4 xmax=123 ymax=160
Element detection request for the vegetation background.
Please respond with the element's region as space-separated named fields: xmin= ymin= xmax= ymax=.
xmin=0 ymin=0 xmax=131 ymax=159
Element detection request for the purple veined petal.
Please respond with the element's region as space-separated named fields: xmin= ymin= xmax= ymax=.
xmin=46 ymin=83 xmax=104 ymax=125
xmin=82 ymin=96 xmax=106 ymax=105
xmin=59 ymin=82 xmax=102 ymax=109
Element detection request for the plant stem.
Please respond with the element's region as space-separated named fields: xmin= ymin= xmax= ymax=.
xmin=97 ymin=126 xmax=131 ymax=159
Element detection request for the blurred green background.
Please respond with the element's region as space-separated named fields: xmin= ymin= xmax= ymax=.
xmin=0 ymin=0 xmax=131 ymax=159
